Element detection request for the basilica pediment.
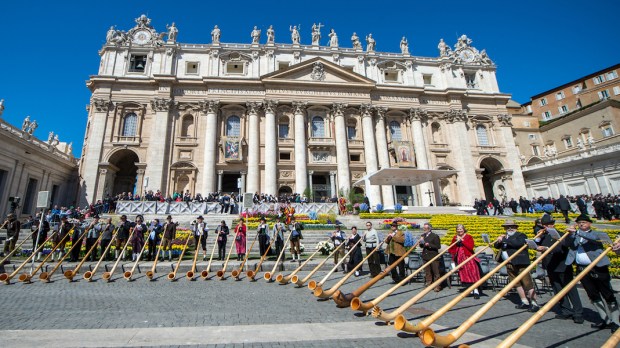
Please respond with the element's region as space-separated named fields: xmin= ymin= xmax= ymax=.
xmin=261 ymin=57 xmax=375 ymax=88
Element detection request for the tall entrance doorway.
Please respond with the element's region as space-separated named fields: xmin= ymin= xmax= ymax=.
xmin=221 ymin=173 xmax=241 ymax=194
xmin=480 ymin=157 xmax=504 ymax=201
xmin=311 ymin=172 xmax=331 ymax=202
xmin=109 ymin=150 xmax=139 ymax=196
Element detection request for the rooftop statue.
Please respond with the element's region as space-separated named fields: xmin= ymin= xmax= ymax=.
xmin=351 ymin=32 xmax=362 ymax=50
xmin=166 ymin=22 xmax=178 ymax=43
xmin=400 ymin=36 xmax=409 ymax=55
xmin=266 ymin=25 xmax=275 ymax=44
xmin=328 ymin=29 xmax=338 ymax=48
xmin=311 ymin=23 xmax=323 ymax=45
xmin=22 ymin=116 xmax=30 ymax=132
xmin=438 ymin=38 xmax=450 ymax=57
xmin=366 ymin=33 xmax=375 ymax=52
xmin=211 ymin=25 xmax=221 ymax=44
xmin=251 ymin=26 xmax=261 ymax=44
xmin=290 ymin=25 xmax=300 ymax=44
xmin=28 ymin=120 xmax=37 ymax=135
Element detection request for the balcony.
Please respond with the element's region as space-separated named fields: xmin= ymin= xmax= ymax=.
xmin=175 ymin=136 xmax=198 ymax=146
xmin=308 ymin=137 xmax=335 ymax=149
xmin=113 ymin=135 xmax=140 ymax=145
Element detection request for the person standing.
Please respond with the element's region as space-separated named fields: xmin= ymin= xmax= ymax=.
xmin=116 ymin=215 xmax=132 ymax=261
xmin=556 ymin=195 xmax=571 ymax=224
xmin=53 ymin=216 xmax=72 ymax=261
xmin=84 ymin=215 xmax=101 ymax=261
xmin=1 ymin=213 xmax=20 ymax=263
xmin=191 ymin=216 xmax=209 ymax=261
xmin=257 ymin=217 xmax=269 ymax=257
xmin=130 ymin=215 xmax=147 ymax=262
xmin=31 ymin=217 xmax=49 ymax=262
xmin=387 ymin=222 xmax=406 ymax=283
xmin=147 ymin=219 xmax=162 ymax=261
xmin=535 ymin=214 xmax=584 ymax=323
xmin=100 ymin=218 xmax=114 ymax=261
xmin=565 ymin=214 xmax=619 ymax=331
xmin=272 ymin=216 xmax=285 ymax=260
xmin=331 ymin=224 xmax=346 ymax=271
xmin=162 ymin=215 xmax=177 ymax=261
xmin=494 ymin=220 xmax=539 ymax=312
xmin=346 ymin=227 xmax=363 ymax=276
xmin=289 ymin=216 xmax=304 ymax=261
xmin=364 ymin=221 xmax=381 ymax=277
xmin=70 ymin=215 xmax=88 ymax=262
xmin=234 ymin=218 xmax=247 ymax=261
xmin=215 ymin=220 xmax=229 ymax=261
xmin=420 ymin=222 xmax=442 ymax=290
xmin=448 ymin=224 xmax=481 ymax=299
xmin=576 ymin=195 xmax=587 ymax=215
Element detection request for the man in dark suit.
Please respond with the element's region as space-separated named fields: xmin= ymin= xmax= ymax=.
xmin=565 ymin=214 xmax=619 ymax=331
xmin=420 ymin=222 xmax=442 ymax=291
xmin=576 ymin=195 xmax=587 ymax=215
xmin=556 ymin=195 xmax=571 ymax=224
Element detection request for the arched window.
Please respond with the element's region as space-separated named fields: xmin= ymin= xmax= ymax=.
xmin=226 ymin=115 xmax=241 ymax=137
xmin=476 ymin=125 xmax=489 ymax=146
xmin=181 ymin=115 xmax=194 ymax=137
xmin=389 ymin=121 xmax=402 ymax=141
xmin=122 ymin=113 xmax=138 ymax=136
xmin=279 ymin=116 xmax=289 ymax=138
xmin=347 ymin=120 xmax=357 ymax=140
xmin=311 ymin=116 xmax=325 ymax=137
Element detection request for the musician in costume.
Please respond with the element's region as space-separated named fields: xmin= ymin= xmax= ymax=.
xmin=448 ymin=224 xmax=481 ymax=299
xmin=234 ymin=218 xmax=247 ymax=261
xmin=289 ymin=216 xmax=304 ymax=262
xmin=565 ymin=214 xmax=619 ymax=331
xmin=191 ymin=216 xmax=209 ymax=261
xmin=215 ymin=220 xmax=229 ymax=261
xmin=130 ymin=215 xmax=147 ymax=262
xmin=162 ymin=215 xmax=177 ymax=261
xmin=363 ymin=221 xmax=381 ymax=277
xmin=84 ymin=215 xmax=101 ymax=261
xmin=388 ymin=222 xmax=407 ymax=283
xmin=53 ymin=216 xmax=72 ymax=261
xmin=100 ymin=218 xmax=115 ymax=261
xmin=420 ymin=222 xmax=441 ymax=290
xmin=272 ymin=216 xmax=285 ymax=260
xmin=2 ymin=213 xmax=21 ymax=263
xmin=346 ymin=226 xmax=363 ymax=276
xmin=147 ymin=219 xmax=162 ymax=261
xmin=116 ymin=215 xmax=133 ymax=261
xmin=70 ymin=215 xmax=88 ymax=262
xmin=331 ymin=224 xmax=346 ymax=271
xmin=30 ymin=216 xmax=50 ymax=262
xmin=257 ymin=217 xmax=269 ymax=257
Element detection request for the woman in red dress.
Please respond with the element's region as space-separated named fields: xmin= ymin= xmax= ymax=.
xmin=448 ymin=224 xmax=481 ymax=299
xmin=234 ymin=218 xmax=247 ymax=261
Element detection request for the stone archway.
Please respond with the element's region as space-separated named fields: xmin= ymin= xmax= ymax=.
xmin=108 ymin=149 xmax=139 ymax=196
xmin=278 ymin=185 xmax=293 ymax=197
xmin=479 ymin=157 xmax=504 ymax=201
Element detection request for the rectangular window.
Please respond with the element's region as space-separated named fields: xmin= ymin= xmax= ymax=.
xmin=465 ymin=73 xmax=477 ymax=88
xmin=279 ymin=152 xmax=291 ymax=161
xmin=347 ymin=126 xmax=356 ymax=139
xmin=559 ymin=105 xmax=569 ymax=114
xmin=602 ymin=126 xmax=614 ymax=137
xmin=613 ymin=86 xmax=620 ymax=95
xmin=555 ymin=91 xmax=565 ymax=100
xmin=564 ymin=137 xmax=573 ymax=148
xmin=423 ymin=74 xmax=433 ymax=85
xmin=278 ymin=62 xmax=289 ymax=70
xmin=532 ymin=145 xmax=540 ymax=156
xmin=226 ymin=62 xmax=244 ymax=75
xmin=593 ymin=75 xmax=605 ymax=84
xmin=350 ymin=154 xmax=361 ymax=162
xmin=598 ymin=90 xmax=610 ymax=100
xmin=129 ymin=55 xmax=147 ymax=72
xmin=278 ymin=123 xmax=289 ymax=138
xmin=186 ymin=62 xmax=199 ymax=75
xmin=528 ymin=134 xmax=537 ymax=140
xmin=606 ymin=71 xmax=618 ymax=80
xmin=540 ymin=98 xmax=547 ymax=106
xmin=384 ymin=70 xmax=399 ymax=82
xmin=572 ymin=85 xmax=581 ymax=94
xmin=542 ymin=111 xmax=552 ymax=120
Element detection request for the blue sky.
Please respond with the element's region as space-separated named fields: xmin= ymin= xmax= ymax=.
xmin=0 ymin=0 xmax=618 ymax=158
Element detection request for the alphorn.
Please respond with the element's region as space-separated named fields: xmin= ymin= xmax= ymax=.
xmin=17 ymin=232 xmax=58 ymax=283
xmin=217 ymin=230 xmax=240 ymax=280
xmin=232 ymin=233 xmax=258 ymax=280
xmin=291 ymin=243 xmax=344 ymax=287
xmin=246 ymin=234 xmax=276 ymax=280
xmin=334 ymin=240 xmax=420 ymax=308
xmin=352 ymin=240 xmax=458 ymax=314
xmin=84 ymin=230 xmax=118 ymax=281
xmin=0 ymin=233 xmax=32 ymax=266
xmin=186 ymin=238 xmax=201 ymax=280
xmin=315 ymin=236 xmax=389 ymax=299
xmin=264 ymin=230 xmax=293 ymax=281
xmin=102 ymin=229 xmax=135 ymax=282
xmin=40 ymin=228 xmax=84 ymax=282
xmin=308 ymin=237 xmax=363 ymax=291
xmin=603 ymin=327 xmax=620 ymax=348
xmin=373 ymin=245 xmax=490 ymax=323
xmin=65 ymin=231 xmax=104 ymax=281
xmin=0 ymin=232 xmax=56 ymax=284
xmin=420 ymin=231 xmax=571 ymax=348
xmin=276 ymin=239 xmax=328 ymax=284
xmin=168 ymin=236 xmax=191 ymax=281
xmin=145 ymin=234 xmax=165 ymax=280
xmin=394 ymin=231 xmax=546 ymax=333
xmin=200 ymin=237 xmax=218 ymax=279
xmin=124 ymin=240 xmax=149 ymax=281
xmin=496 ymin=236 xmax=620 ymax=348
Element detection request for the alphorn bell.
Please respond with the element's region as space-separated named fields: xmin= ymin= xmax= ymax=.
xmin=373 ymin=245 xmax=490 ymax=324
xmin=40 ymin=228 xmax=83 ymax=282
xmin=352 ymin=240 xmax=458 ymax=314
xmin=264 ymin=231 xmax=294 ymax=281
xmin=0 ymin=232 xmax=56 ymax=284
xmin=102 ymin=228 xmax=135 ymax=282
xmin=217 ymin=230 xmax=240 ymax=280
xmin=186 ymin=237 xmax=201 ymax=280
xmin=276 ymin=239 xmax=328 ymax=284
xmin=292 ymin=243 xmax=344 ymax=287
xmin=124 ymin=239 xmax=149 ymax=281
xmin=200 ymin=237 xmax=218 ymax=279
xmin=496 ymin=236 xmax=620 ymax=348
xmin=84 ymin=230 xmax=118 ymax=281
xmin=145 ymin=233 xmax=165 ymax=280
xmin=308 ymin=237 xmax=363 ymax=291
xmin=168 ymin=236 xmax=191 ymax=281
xmin=0 ymin=232 xmax=32 ymax=266
xmin=394 ymin=231 xmax=546 ymax=334
xmin=334 ymin=239 xmax=419 ymax=308
xmin=232 ymin=234 xmax=257 ymax=280
xmin=65 ymin=231 xmax=104 ymax=281
xmin=246 ymin=234 xmax=276 ymax=280
xmin=17 ymin=232 xmax=58 ymax=283
xmin=315 ymin=236 xmax=388 ymax=299
xmin=420 ymin=231 xmax=571 ymax=348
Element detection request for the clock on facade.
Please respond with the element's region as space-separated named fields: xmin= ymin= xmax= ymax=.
xmin=133 ymin=30 xmax=151 ymax=45
xmin=459 ymin=48 xmax=475 ymax=63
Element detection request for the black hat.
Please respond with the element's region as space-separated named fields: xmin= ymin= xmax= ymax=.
xmin=575 ymin=214 xmax=593 ymax=223
xmin=541 ymin=214 xmax=555 ymax=225
xmin=260 ymin=217 xmax=266 ymax=221
xmin=197 ymin=215 xmax=204 ymax=220
xmin=391 ymin=221 xmax=399 ymax=227
xmin=166 ymin=215 xmax=173 ymax=220
xmin=501 ymin=220 xmax=518 ymax=228
xmin=120 ymin=215 xmax=127 ymax=219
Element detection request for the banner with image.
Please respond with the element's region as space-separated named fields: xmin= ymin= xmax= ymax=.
xmin=394 ymin=141 xmax=416 ymax=167
xmin=223 ymin=136 xmax=242 ymax=161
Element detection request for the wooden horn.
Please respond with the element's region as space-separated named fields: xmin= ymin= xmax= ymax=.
xmin=373 ymin=245 xmax=490 ymax=324
xmin=0 ymin=232 xmax=32 ymax=266
xmin=201 ymin=237 xmax=218 ymax=279
xmin=232 ymin=233 xmax=258 ymax=280
xmin=65 ymin=232 xmax=104 ymax=281
xmin=168 ymin=236 xmax=191 ymax=281
xmin=1 ymin=232 xmax=56 ymax=284
xmin=276 ymin=239 xmax=327 ymax=284
xmin=145 ymin=233 xmax=165 ymax=280
xmin=217 ymin=232 xmax=239 ymax=280
xmin=394 ymin=231 xmax=547 ymax=333
xmin=124 ymin=239 xmax=149 ymax=281
xmin=102 ymin=228 xmax=134 ymax=282
xmin=292 ymin=243 xmax=344 ymax=287
xmin=309 ymin=237 xmax=363 ymax=292
xmin=246 ymin=234 xmax=276 ymax=280
xmin=16 ymin=232 xmax=58 ymax=283
xmin=603 ymin=327 xmax=620 ymax=348
xmin=315 ymin=238 xmax=387 ymax=299
xmin=334 ymin=240 xmax=419 ymax=308
xmin=264 ymin=230 xmax=293 ymax=282
xmin=497 ymin=236 xmax=620 ymax=348
xmin=186 ymin=238 xmax=201 ymax=280
xmin=39 ymin=228 xmax=82 ymax=282
xmin=420 ymin=232 xmax=571 ymax=347
xmin=352 ymin=240 xmax=459 ymax=314
xmin=84 ymin=230 xmax=118 ymax=281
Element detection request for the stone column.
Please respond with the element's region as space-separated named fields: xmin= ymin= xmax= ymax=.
xmin=292 ymin=101 xmax=308 ymax=194
xmin=263 ymin=100 xmax=278 ymax=196
xmin=329 ymin=171 xmax=337 ymax=198
xmin=446 ymin=109 xmax=479 ymax=205
xmin=308 ymin=171 xmax=314 ymax=201
xmin=145 ymin=97 xmax=175 ymax=194
xmin=201 ymin=100 xmax=220 ymax=194
xmin=332 ymin=103 xmax=351 ymax=193
xmin=497 ymin=114 xmax=527 ymax=198
xmin=246 ymin=102 xmax=262 ymax=194
xmin=374 ymin=107 xmax=394 ymax=207
xmin=217 ymin=170 xmax=223 ymax=192
xmin=409 ymin=108 xmax=432 ymax=206
xmin=135 ymin=165 xmax=146 ymax=197
xmin=360 ymin=104 xmax=381 ymax=207
xmin=240 ymin=171 xmax=247 ymax=195
xmin=80 ymin=99 xmax=112 ymax=205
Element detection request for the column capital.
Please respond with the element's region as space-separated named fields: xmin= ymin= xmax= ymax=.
xmin=308 ymin=170 xmax=314 ymax=175
xmin=329 ymin=171 xmax=337 ymax=176
xmin=331 ymin=102 xmax=348 ymax=117
xmin=496 ymin=113 xmax=513 ymax=127
xmin=199 ymin=100 xmax=220 ymax=114
xmin=263 ymin=99 xmax=279 ymax=114
xmin=99 ymin=168 xmax=108 ymax=175
xmin=246 ymin=101 xmax=263 ymax=115
xmin=444 ymin=109 xmax=468 ymax=123
xmin=408 ymin=107 xmax=428 ymax=122
xmin=217 ymin=170 xmax=224 ymax=175
xmin=91 ymin=98 xmax=113 ymax=112
xmin=360 ymin=103 xmax=373 ymax=118
xmin=150 ymin=97 xmax=176 ymax=112
xmin=136 ymin=169 xmax=145 ymax=174
xmin=291 ymin=101 xmax=308 ymax=114
xmin=374 ymin=106 xmax=387 ymax=120
xmin=240 ymin=171 xmax=247 ymax=175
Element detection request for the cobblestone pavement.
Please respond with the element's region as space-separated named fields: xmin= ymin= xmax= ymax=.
xmin=0 ymin=266 xmax=616 ymax=347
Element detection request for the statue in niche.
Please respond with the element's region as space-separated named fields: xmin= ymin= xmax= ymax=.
xmin=266 ymin=25 xmax=275 ymax=43
xmin=365 ymin=33 xmax=375 ymax=52
xmin=290 ymin=25 xmax=300 ymax=44
xmin=400 ymin=36 xmax=409 ymax=54
xmin=22 ymin=116 xmax=31 ymax=132
xmin=211 ymin=25 xmax=221 ymax=44
xmin=166 ymin=22 xmax=178 ymax=43
xmin=351 ymin=32 xmax=362 ymax=50
xmin=438 ymin=38 xmax=449 ymax=57
xmin=311 ymin=23 xmax=323 ymax=45
xmin=328 ymin=29 xmax=338 ymax=47
xmin=250 ymin=26 xmax=261 ymax=44
xmin=28 ymin=120 xmax=37 ymax=135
